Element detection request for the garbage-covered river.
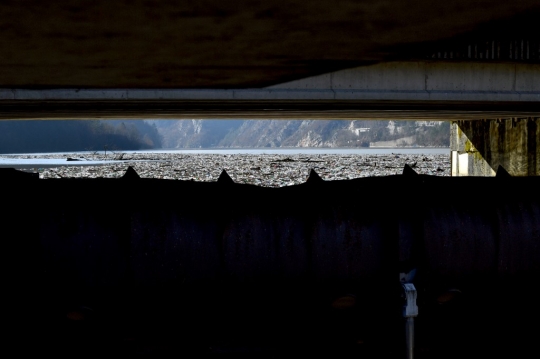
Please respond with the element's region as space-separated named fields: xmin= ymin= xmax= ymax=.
xmin=0 ymin=148 xmax=450 ymax=186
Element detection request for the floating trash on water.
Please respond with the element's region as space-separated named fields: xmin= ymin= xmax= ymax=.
xmin=2 ymin=152 xmax=451 ymax=186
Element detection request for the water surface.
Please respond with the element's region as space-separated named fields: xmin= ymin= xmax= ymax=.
xmin=0 ymin=147 xmax=449 ymax=168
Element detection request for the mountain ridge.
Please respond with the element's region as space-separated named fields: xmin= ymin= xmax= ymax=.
xmin=148 ymin=120 xmax=450 ymax=149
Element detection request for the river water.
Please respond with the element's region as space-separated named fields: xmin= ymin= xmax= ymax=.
xmin=125 ymin=148 xmax=449 ymax=155
xmin=0 ymin=147 xmax=449 ymax=168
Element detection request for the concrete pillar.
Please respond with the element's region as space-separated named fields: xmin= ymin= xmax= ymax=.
xmin=451 ymin=118 xmax=539 ymax=176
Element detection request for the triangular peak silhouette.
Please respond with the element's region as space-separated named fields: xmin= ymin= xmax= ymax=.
xmin=496 ymin=165 xmax=511 ymax=178
xmin=402 ymin=164 xmax=418 ymax=176
xmin=217 ymin=169 xmax=235 ymax=184
xmin=122 ymin=166 xmax=140 ymax=180
xmin=306 ymin=168 xmax=324 ymax=184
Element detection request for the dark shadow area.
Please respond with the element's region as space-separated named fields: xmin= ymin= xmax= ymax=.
xmin=390 ymin=8 xmax=540 ymax=62
xmin=0 ymin=1 xmax=538 ymax=88
xmin=4 ymin=172 xmax=540 ymax=357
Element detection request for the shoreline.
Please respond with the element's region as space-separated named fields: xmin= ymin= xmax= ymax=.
xmin=0 ymin=147 xmax=450 ymax=156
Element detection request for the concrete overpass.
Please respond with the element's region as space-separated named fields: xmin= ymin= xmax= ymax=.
xmin=0 ymin=1 xmax=539 ymax=175
xmin=1 ymin=61 xmax=539 ymax=120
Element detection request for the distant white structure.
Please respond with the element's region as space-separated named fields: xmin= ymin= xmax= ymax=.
xmin=352 ymin=128 xmax=370 ymax=135
xmin=415 ymin=121 xmax=440 ymax=127
xmin=347 ymin=121 xmax=371 ymax=136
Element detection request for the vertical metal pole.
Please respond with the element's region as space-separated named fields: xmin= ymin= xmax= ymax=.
xmin=402 ymin=283 xmax=418 ymax=359
xmin=405 ymin=317 xmax=415 ymax=359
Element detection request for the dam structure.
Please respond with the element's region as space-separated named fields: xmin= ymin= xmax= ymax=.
xmin=1 ymin=1 xmax=539 ymax=357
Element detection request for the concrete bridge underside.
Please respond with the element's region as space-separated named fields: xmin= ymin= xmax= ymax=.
xmin=0 ymin=62 xmax=538 ymax=120
xmin=1 ymin=1 xmax=539 ymax=88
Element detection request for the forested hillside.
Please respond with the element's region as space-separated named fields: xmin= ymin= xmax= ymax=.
xmin=0 ymin=120 xmax=162 ymax=154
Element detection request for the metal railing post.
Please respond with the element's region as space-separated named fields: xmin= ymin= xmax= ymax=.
xmin=402 ymin=282 xmax=418 ymax=359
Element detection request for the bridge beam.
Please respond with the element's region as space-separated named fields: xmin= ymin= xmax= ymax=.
xmin=0 ymin=61 xmax=538 ymax=120
xmin=451 ymin=117 xmax=539 ymax=176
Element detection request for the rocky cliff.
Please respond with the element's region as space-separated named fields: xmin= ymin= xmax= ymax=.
xmin=149 ymin=120 xmax=449 ymax=149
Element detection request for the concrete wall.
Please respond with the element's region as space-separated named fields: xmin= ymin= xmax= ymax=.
xmin=4 ymin=60 xmax=540 ymax=102
xmin=451 ymin=117 xmax=540 ymax=176
xmin=270 ymin=61 xmax=540 ymax=99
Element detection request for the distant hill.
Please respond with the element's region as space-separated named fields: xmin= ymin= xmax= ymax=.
xmin=0 ymin=119 xmax=448 ymax=154
xmin=0 ymin=120 xmax=162 ymax=154
xmin=148 ymin=120 xmax=449 ymax=149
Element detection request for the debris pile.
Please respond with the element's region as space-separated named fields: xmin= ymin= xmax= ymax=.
xmin=3 ymin=152 xmax=450 ymax=186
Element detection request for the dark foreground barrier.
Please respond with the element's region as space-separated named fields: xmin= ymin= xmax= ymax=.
xmin=3 ymin=168 xmax=540 ymax=357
